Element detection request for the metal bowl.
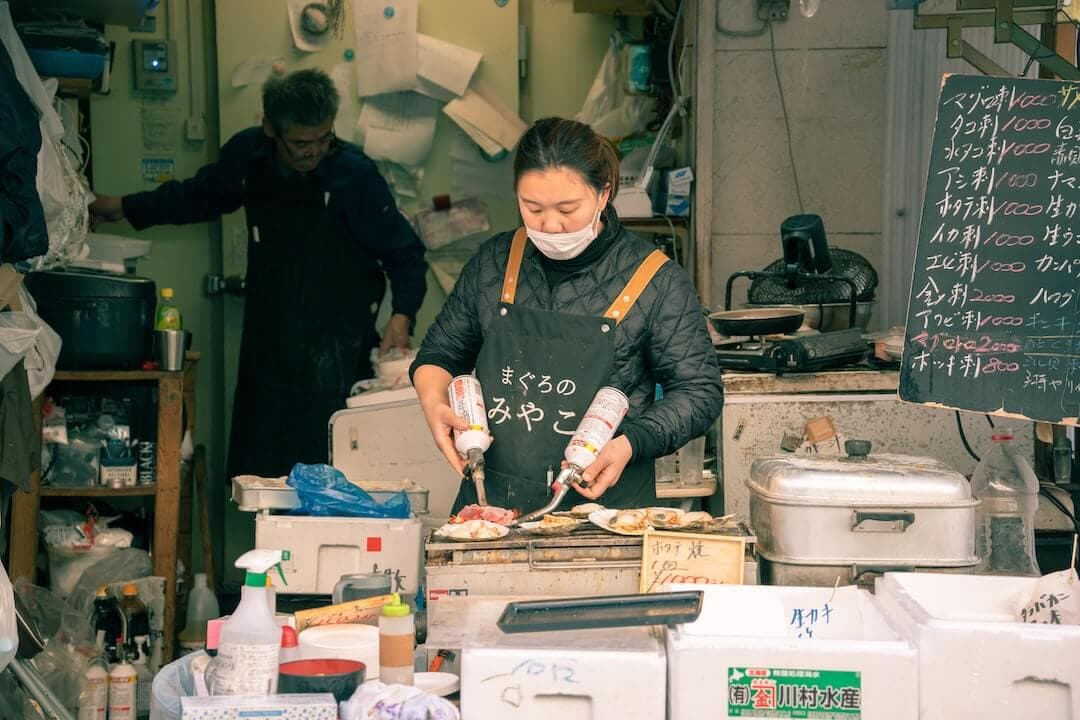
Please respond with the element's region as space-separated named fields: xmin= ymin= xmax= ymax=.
xmin=744 ymin=301 xmax=876 ymax=332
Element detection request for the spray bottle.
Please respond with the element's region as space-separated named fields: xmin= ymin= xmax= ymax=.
xmin=448 ymin=375 xmax=492 ymax=505
xmin=210 ymin=549 xmax=287 ymax=696
xmin=515 ymin=387 xmax=630 ymax=524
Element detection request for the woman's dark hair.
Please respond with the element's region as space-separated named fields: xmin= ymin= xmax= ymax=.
xmin=262 ymin=69 xmax=340 ymax=136
xmin=513 ymin=118 xmax=620 ymax=199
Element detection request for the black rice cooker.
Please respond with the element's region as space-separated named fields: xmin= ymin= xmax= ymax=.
xmin=27 ymin=268 xmax=156 ymax=370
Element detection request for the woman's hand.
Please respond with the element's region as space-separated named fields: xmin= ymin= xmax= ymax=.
xmin=572 ymin=436 xmax=633 ymax=500
xmin=421 ymin=402 xmax=469 ymax=475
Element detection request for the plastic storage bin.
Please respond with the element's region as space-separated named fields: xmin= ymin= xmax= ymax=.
xmin=255 ymin=512 xmax=422 ymax=596
xmin=874 ymin=572 xmax=1080 ymax=720
xmin=666 ymin=584 xmax=918 ymax=720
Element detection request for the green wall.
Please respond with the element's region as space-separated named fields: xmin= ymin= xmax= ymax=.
xmin=90 ymin=0 xmax=224 ymax=577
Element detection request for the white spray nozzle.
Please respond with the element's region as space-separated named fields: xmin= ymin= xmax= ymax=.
xmin=235 ymin=549 xmax=289 ymax=587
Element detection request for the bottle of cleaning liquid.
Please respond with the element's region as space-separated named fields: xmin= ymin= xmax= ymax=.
xmin=971 ymin=433 xmax=1041 ymax=576
xmin=210 ymin=549 xmax=287 ymax=696
xmin=154 ymin=288 xmax=182 ymax=331
xmin=108 ymin=654 xmax=137 ymax=720
xmin=78 ymin=656 xmax=109 ymax=720
xmin=119 ymin=584 xmax=149 ymax=657
xmin=91 ymin=586 xmax=123 ymax=663
xmin=179 ymin=573 xmax=221 ymax=653
xmin=379 ymin=593 xmax=415 ymax=685
xmin=132 ymin=637 xmax=153 ymax=719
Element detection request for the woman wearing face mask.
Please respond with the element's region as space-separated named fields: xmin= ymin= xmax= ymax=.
xmin=410 ymin=117 xmax=722 ymax=513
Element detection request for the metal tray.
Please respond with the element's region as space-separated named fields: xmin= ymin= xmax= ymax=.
xmin=232 ymin=474 xmax=430 ymax=514
xmin=497 ymin=591 xmax=703 ymax=633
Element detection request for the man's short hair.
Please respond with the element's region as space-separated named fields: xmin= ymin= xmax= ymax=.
xmin=262 ymin=68 xmax=340 ymax=136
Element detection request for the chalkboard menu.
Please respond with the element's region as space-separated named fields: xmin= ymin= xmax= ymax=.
xmin=900 ymin=74 xmax=1080 ymax=426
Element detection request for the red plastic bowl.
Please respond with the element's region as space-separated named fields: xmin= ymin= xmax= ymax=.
xmin=278 ymin=659 xmax=366 ymax=702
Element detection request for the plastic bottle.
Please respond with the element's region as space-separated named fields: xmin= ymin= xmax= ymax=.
xmin=379 ymin=593 xmax=415 ymax=685
xmin=119 ymin=584 xmax=149 ymax=658
xmin=107 ymin=656 xmax=137 ymax=720
xmin=179 ymin=573 xmax=221 ymax=653
xmin=211 ymin=549 xmax=287 ymax=696
xmin=78 ymin=656 xmax=109 ymax=720
xmin=91 ymin=586 xmax=123 ymax=663
xmin=154 ymin=288 xmax=182 ymax=331
xmin=971 ymin=433 xmax=1041 ymax=576
xmin=132 ymin=637 xmax=153 ymax=719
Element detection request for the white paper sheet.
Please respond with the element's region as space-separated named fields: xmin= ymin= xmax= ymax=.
xmin=330 ymin=62 xmax=359 ymax=142
xmin=352 ymin=0 xmax=418 ymax=97
xmin=443 ymin=80 xmax=527 ymax=153
xmin=450 ymin=130 xmax=515 ymax=200
xmin=416 ymin=34 xmax=481 ymax=98
xmin=286 ymin=0 xmax=333 ymax=52
xmin=230 ymin=56 xmax=284 ymax=88
xmin=356 ymin=91 xmax=441 ymax=168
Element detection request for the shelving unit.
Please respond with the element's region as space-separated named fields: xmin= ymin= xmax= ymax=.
xmin=7 ymin=355 xmax=199 ymax=662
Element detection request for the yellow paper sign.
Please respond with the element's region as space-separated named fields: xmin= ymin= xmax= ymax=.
xmin=640 ymin=530 xmax=745 ymax=593
xmin=294 ymin=594 xmax=394 ymax=632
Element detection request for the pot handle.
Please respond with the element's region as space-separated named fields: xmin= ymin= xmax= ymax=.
xmin=851 ymin=510 xmax=916 ymax=533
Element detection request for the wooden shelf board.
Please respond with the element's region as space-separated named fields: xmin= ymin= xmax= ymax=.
xmin=41 ymin=485 xmax=157 ymax=498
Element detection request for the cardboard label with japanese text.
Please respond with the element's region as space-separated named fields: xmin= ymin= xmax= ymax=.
xmin=640 ymin=530 xmax=744 ymax=593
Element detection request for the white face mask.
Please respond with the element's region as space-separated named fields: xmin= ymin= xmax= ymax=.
xmin=525 ymin=196 xmax=604 ymax=260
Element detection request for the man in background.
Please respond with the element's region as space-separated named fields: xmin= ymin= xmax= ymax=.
xmin=91 ymin=68 xmax=427 ymax=479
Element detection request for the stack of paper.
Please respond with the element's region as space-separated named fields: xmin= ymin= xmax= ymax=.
xmin=443 ymin=81 xmax=528 ymax=157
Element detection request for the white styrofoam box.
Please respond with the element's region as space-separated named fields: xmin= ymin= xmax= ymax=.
xmin=254 ymin=512 xmax=421 ymax=597
xmin=462 ymin=625 xmax=666 ymax=720
xmin=329 ymin=402 xmax=461 ymax=523
xmin=875 ymin=572 xmax=1080 ymax=720
xmin=666 ymin=584 xmax=917 ymax=720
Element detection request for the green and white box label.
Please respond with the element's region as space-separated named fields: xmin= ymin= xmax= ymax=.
xmin=727 ymin=666 xmax=862 ymax=719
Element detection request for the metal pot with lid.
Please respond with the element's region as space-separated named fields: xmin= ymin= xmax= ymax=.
xmin=748 ymin=440 xmax=979 ymax=588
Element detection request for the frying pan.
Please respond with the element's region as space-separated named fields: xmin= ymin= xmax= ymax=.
xmin=708 ymin=308 xmax=804 ymax=337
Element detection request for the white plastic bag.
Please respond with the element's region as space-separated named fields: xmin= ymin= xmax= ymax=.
xmin=0 ymin=561 xmax=19 ymax=672
xmin=0 ymin=310 xmax=39 ymax=380
xmin=576 ymin=40 xmax=655 ymax=139
xmin=19 ymin=285 xmax=60 ymax=399
xmin=0 ymin=3 xmax=90 ymax=268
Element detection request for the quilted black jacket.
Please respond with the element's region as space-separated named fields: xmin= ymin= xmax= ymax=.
xmin=412 ymin=214 xmax=723 ymax=461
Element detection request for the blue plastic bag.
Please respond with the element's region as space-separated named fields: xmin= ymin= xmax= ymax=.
xmin=286 ymin=464 xmax=411 ymax=518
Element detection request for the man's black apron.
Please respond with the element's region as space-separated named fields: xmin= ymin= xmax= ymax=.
xmin=226 ymin=159 xmax=385 ymax=479
xmin=451 ymin=228 xmax=669 ymax=514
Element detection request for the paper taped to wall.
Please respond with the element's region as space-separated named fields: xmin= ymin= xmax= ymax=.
xmin=231 ymin=56 xmax=284 ymax=88
xmin=443 ymin=80 xmax=527 ymax=154
xmin=352 ymin=0 xmax=418 ymax=97
xmin=415 ymin=34 xmax=481 ymax=100
xmin=357 ymin=91 xmax=441 ymax=167
xmin=330 ymin=62 xmax=358 ymax=141
xmin=450 ymin=130 xmax=515 ymax=200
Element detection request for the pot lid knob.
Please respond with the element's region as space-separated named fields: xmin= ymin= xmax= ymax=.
xmin=844 ymin=439 xmax=872 ymax=458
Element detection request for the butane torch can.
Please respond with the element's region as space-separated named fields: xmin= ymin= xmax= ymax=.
xmin=564 ymin=387 xmax=629 ymax=470
xmin=449 ymin=375 xmax=492 ymax=455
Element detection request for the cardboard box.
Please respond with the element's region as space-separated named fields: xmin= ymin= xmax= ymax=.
xmin=180 ymin=694 xmax=336 ymax=720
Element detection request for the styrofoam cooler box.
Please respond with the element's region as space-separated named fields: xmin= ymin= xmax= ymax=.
xmin=875 ymin=572 xmax=1080 ymax=720
xmin=254 ymin=511 xmax=422 ymax=597
xmin=666 ymin=584 xmax=917 ymax=720
xmin=461 ymin=625 xmax=666 ymax=720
